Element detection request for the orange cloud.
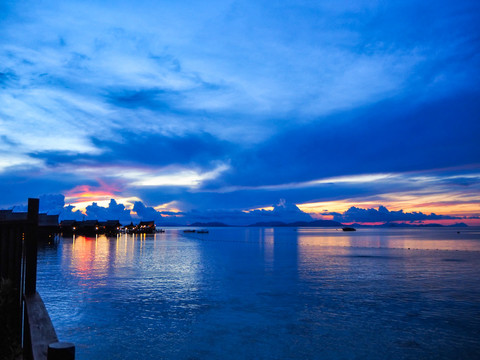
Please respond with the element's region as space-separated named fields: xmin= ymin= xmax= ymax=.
xmin=298 ymin=198 xmax=480 ymax=226
xmin=64 ymin=181 xmax=128 ymax=211
xmin=65 ymin=185 xmax=116 ymax=203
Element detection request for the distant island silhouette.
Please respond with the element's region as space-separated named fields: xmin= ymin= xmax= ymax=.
xmin=187 ymin=220 xmax=468 ymax=228
xmin=187 ymin=220 xmax=342 ymax=227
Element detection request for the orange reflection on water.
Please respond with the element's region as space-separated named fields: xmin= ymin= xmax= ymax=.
xmin=66 ymin=235 xmax=111 ymax=286
xmin=296 ymin=228 xmax=357 ymax=248
xmin=295 ymin=228 xmax=480 ymax=251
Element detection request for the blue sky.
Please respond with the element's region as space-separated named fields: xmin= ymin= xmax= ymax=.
xmin=1 ymin=0 xmax=479 ymax=224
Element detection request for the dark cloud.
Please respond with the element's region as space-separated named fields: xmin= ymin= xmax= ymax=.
xmin=105 ymin=76 xmax=226 ymax=113
xmin=29 ymin=131 xmax=234 ymax=168
xmin=0 ymin=173 xmax=91 ymax=207
xmin=438 ymin=176 xmax=480 ymax=187
xmin=248 ymin=199 xmax=312 ymax=222
xmin=0 ymin=70 xmax=19 ymax=88
xmin=213 ymin=91 xmax=480 ymax=187
xmin=0 ymin=135 xmax=18 ymax=147
xmin=85 ymin=200 xmax=133 ymax=223
xmin=8 ymin=196 xmax=62 ymax=214
xmin=361 ymin=1 xmax=480 ymax=51
xmin=39 ymin=196 xmax=313 ymax=225
xmin=170 ymin=199 xmax=312 ymax=225
xmin=61 ymin=205 xmax=85 ymax=221
xmin=329 ymin=205 xmax=460 ymax=223
xmin=39 ymin=194 xmax=65 ymax=214
xmin=106 ymin=88 xmax=180 ymax=112
xmin=27 ymin=151 xmax=94 ymax=167
xmin=132 ymin=201 xmax=163 ymax=223
xmin=92 ymin=131 xmax=233 ymax=167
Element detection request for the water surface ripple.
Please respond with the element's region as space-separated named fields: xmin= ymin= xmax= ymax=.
xmin=37 ymin=227 xmax=480 ymax=359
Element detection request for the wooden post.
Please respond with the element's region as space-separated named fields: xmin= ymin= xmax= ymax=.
xmin=0 ymin=226 xmax=6 ymax=278
xmin=48 ymin=342 xmax=75 ymax=360
xmin=25 ymin=198 xmax=39 ymax=296
xmin=12 ymin=225 xmax=23 ymax=343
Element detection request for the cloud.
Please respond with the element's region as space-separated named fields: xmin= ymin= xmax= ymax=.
xmin=212 ymin=91 xmax=480 ymax=188
xmin=8 ymin=193 xmax=66 ymax=213
xmin=2 ymin=0 xmax=478 ymax=155
xmin=132 ymin=201 xmax=163 ymax=223
xmin=29 ymin=130 xmax=233 ymax=169
xmin=0 ymin=0 xmax=479 ymax=219
xmin=329 ymin=205 xmax=460 ymax=223
xmin=39 ymin=194 xmax=65 ymax=214
xmin=91 ymin=131 xmax=233 ymax=168
xmin=85 ymin=199 xmax=133 ymax=223
xmin=23 ymin=195 xmax=313 ymax=225
xmin=173 ymin=199 xmax=312 ymax=225
xmin=61 ymin=205 xmax=86 ymax=221
xmin=5 ymin=192 xmax=478 ymax=226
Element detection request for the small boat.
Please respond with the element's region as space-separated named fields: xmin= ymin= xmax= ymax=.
xmin=183 ymin=229 xmax=196 ymax=233
xmin=157 ymin=229 xmax=165 ymax=233
xmin=196 ymin=229 xmax=209 ymax=234
xmin=342 ymin=227 xmax=356 ymax=231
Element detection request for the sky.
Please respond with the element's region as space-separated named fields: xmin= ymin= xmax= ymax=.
xmin=1 ymin=0 xmax=479 ymax=225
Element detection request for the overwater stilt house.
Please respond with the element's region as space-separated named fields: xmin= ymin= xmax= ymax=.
xmin=38 ymin=213 xmax=60 ymax=240
xmin=124 ymin=222 xmax=136 ymax=234
xmin=137 ymin=221 xmax=156 ymax=233
xmin=76 ymin=220 xmax=100 ymax=235
xmin=101 ymin=220 xmax=122 ymax=235
xmin=61 ymin=219 xmax=123 ymax=235
xmin=60 ymin=220 xmax=77 ymax=235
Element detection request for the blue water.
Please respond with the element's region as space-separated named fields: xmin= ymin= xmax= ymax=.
xmin=37 ymin=227 xmax=480 ymax=359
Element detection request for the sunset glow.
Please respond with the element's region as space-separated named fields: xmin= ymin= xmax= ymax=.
xmin=3 ymin=2 xmax=479 ymax=359
xmin=0 ymin=0 xmax=478 ymax=226
xmin=65 ymin=185 xmax=142 ymax=212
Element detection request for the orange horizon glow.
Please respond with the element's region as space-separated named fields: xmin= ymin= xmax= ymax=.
xmin=65 ymin=184 xmax=118 ymax=202
xmin=63 ymin=184 xmax=480 ymax=226
xmin=153 ymin=201 xmax=184 ymax=217
xmin=65 ymin=184 xmax=143 ymax=212
xmin=298 ymin=198 xmax=480 ymax=226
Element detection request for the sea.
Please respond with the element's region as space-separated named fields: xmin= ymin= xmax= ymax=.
xmin=36 ymin=227 xmax=480 ymax=360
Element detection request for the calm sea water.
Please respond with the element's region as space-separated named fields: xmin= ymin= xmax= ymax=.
xmin=37 ymin=227 xmax=480 ymax=359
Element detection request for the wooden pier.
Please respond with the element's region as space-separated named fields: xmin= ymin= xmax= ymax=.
xmin=0 ymin=199 xmax=74 ymax=360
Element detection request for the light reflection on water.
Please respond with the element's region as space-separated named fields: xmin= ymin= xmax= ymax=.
xmin=295 ymin=227 xmax=480 ymax=251
xmin=37 ymin=227 xmax=480 ymax=359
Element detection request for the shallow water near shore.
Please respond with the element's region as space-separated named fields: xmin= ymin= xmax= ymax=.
xmin=37 ymin=227 xmax=480 ymax=359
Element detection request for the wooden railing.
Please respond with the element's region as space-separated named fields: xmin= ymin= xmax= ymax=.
xmin=0 ymin=198 xmax=74 ymax=360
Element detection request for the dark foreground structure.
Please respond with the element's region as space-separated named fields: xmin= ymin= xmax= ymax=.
xmin=60 ymin=220 xmax=156 ymax=235
xmin=0 ymin=199 xmax=74 ymax=360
